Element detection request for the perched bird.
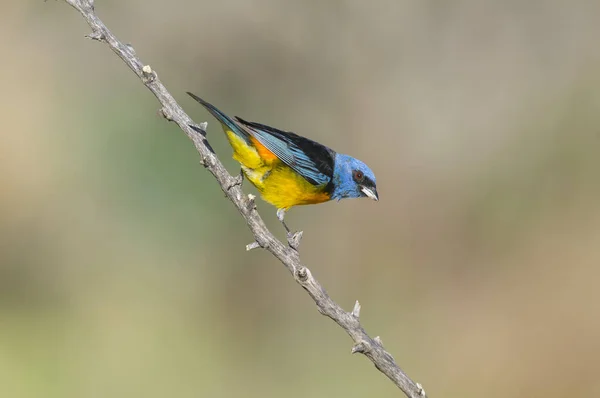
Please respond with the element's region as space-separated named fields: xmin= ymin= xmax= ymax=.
xmin=187 ymin=92 xmax=378 ymax=233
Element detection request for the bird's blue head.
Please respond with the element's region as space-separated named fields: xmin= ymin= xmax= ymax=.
xmin=331 ymin=154 xmax=378 ymax=201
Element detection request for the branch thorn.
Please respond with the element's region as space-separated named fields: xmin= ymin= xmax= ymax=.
xmin=85 ymin=30 xmax=104 ymax=42
xmin=374 ymin=336 xmax=383 ymax=346
xmin=287 ymin=230 xmax=303 ymax=250
xmin=142 ymin=65 xmax=156 ymax=83
xmin=246 ymin=242 xmax=260 ymax=251
xmin=351 ymin=341 xmax=367 ymax=354
xmin=159 ymin=107 xmax=173 ymax=121
xmin=351 ymin=300 xmax=361 ymax=319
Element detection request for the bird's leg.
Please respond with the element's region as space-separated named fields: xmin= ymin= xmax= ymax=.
xmin=277 ymin=208 xmax=303 ymax=250
xmin=276 ymin=208 xmax=291 ymax=233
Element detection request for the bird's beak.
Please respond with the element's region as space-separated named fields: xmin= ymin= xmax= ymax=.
xmin=361 ymin=186 xmax=379 ymax=201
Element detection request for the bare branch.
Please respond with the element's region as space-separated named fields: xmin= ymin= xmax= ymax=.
xmin=56 ymin=1 xmax=427 ymax=397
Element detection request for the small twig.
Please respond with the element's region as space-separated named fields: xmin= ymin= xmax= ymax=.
xmin=56 ymin=1 xmax=427 ymax=397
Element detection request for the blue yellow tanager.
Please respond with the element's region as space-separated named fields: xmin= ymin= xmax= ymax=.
xmin=187 ymin=92 xmax=378 ymax=232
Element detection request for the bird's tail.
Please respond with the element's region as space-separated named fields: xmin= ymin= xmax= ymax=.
xmin=186 ymin=92 xmax=248 ymax=140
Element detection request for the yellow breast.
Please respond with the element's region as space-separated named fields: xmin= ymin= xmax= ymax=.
xmin=259 ymin=164 xmax=331 ymax=209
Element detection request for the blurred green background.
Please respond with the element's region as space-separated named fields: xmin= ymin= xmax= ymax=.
xmin=2 ymin=1 xmax=600 ymax=397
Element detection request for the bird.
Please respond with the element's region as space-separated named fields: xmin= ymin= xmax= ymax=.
xmin=186 ymin=92 xmax=378 ymax=234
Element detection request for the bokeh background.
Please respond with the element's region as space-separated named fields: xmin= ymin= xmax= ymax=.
xmin=2 ymin=1 xmax=600 ymax=397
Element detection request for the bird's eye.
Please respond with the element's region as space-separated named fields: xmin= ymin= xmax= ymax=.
xmin=353 ymin=170 xmax=364 ymax=182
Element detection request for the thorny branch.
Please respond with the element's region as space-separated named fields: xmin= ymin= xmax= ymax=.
xmin=57 ymin=1 xmax=427 ymax=396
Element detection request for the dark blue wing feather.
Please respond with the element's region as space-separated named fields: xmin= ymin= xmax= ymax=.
xmin=235 ymin=117 xmax=335 ymax=186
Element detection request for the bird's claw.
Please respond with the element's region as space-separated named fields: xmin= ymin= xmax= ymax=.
xmin=287 ymin=230 xmax=303 ymax=250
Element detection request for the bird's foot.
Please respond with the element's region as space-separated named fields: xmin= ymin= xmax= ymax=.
xmin=276 ymin=208 xmax=302 ymax=249
xmin=276 ymin=209 xmax=291 ymax=232
xmin=287 ymin=230 xmax=303 ymax=250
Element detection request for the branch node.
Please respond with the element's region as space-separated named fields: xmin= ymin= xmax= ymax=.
xmin=374 ymin=336 xmax=384 ymax=347
xmin=351 ymin=341 xmax=368 ymax=354
xmin=296 ymin=266 xmax=308 ymax=282
xmin=159 ymin=107 xmax=173 ymax=121
xmin=85 ymin=30 xmax=104 ymax=42
xmin=142 ymin=64 xmax=156 ymax=83
xmin=226 ymin=170 xmax=244 ymax=191
xmin=246 ymin=194 xmax=257 ymax=211
xmin=351 ymin=300 xmax=361 ymax=319
xmin=287 ymin=230 xmax=303 ymax=250
xmin=416 ymin=383 xmax=426 ymax=396
xmin=246 ymin=242 xmax=260 ymax=251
